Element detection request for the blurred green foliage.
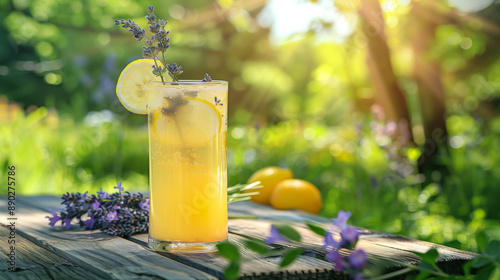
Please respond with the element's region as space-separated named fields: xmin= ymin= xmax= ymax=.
xmin=1 ymin=0 xmax=500 ymax=254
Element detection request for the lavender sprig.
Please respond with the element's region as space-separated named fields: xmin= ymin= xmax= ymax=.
xmin=202 ymin=73 xmax=212 ymax=82
xmin=47 ymin=182 xmax=262 ymax=237
xmin=46 ymin=182 xmax=149 ymax=237
xmin=115 ymin=5 xmax=181 ymax=82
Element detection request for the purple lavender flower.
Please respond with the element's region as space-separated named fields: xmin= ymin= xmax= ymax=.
xmin=91 ymin=201 xmax=100 ymax=210
xmin=112 ymin=205 xmax=121 ymax=210
xmin=97 ymin=188 xmax=109 ymax=199
xmin=341 ymin=227 xmax=359 ymax=243
xmin=265 ymin=225 xmax=285 ymax=244
xmin=323 ymin=232 xmax=343 ymax=250
xmin=326 ymin=250 xmax=345 ymax=272
xmin=85 ymin=210 xmax=95 ymax=229
xmin=114 ymin=182 xmax=124 ymax=194
xmin=46 ymin=209 xmax=60 ymax=227
xmin=106 ymin=211 xmax=118 ymax=222
xmin=332 ymin=210 xmax=352 ymax=229
xmin=139 ymin=199 xmax=149 ymax=211
xmin=64 ymin=217 xmax=72 ymax=230
xmin=79 ymin=191 xmax=88 ymax=200
xmin=349 ymin=249 xmax=367 ymax=270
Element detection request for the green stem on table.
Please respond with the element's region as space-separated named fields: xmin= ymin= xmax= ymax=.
xmin=370 ymin=260 xmax=449 ymax=280
xmin=228 ymin=215 xmax=258 ymax=220
xmin=370 ymin=267 xmax=414 ymax=280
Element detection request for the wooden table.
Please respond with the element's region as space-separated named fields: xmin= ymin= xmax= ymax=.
xmin=1 ymin=196 xmax=476 ymax=279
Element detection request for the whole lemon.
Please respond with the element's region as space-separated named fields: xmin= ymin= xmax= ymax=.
xmin=270 ymin=179 xmax=323 ymax=214
xmin=246 ymin=167 xmax=293 ymax=204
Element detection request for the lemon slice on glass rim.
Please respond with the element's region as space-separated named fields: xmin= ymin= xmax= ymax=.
xmin=115 ymin=59 xmax=167 ymax=114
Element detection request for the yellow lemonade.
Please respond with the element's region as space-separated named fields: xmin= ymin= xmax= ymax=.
xmin=147 ymin=81 xmax=228 ymax=247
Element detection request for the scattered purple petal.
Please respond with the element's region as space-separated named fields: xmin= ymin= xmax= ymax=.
xmin=326 ymin=250 xmax=345 ymax=272
xmin=323 ymin=232 xmax=343 ymax=250
xmin=46 ymin=209 xmax=60 ymax=227
xmin=114 ymin=182 xmax=124 ymax=193
xmin=265 ymin=225 xmax=285 ymax=244
xmin=85 ymin=210 xmax=95 ymax=229
xmin=341 ymin=227 xmax=359 ymax=243
xmin=97 ymin=188 xmax=109 ymax=199
xmin=106 ymin=211 xmax=118 ymax=222
xmin=91 ymin=201 xmax=100 ymax=210
xmin=112 ymin=205 xmax=121 ymax=210
xmin=64 ymin=217 xmax=72 ymax=230
xmin=349 ymin=249 xmax=367 ymax=270
xmin=139 ymin=199 xmax=149 ymax=211
xmin=332 ymin=210 xmax=352 ymax=229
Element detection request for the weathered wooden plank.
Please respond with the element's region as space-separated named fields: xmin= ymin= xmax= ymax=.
xmin=227 ymin=207 xmax=477 ymax=274
xmin=15 ymin=196 xmax=342 ymax=279
xmin=129 ymin=233 xmax=342 ymax=280
xmin=0 ymin=197 xmax=217 ymax=280
xmin=0 ymin=225 xmax=103 ymax=280
xmin=11 ymin=196 xmax=477 ymax=279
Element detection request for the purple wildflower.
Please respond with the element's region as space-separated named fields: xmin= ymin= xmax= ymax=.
xmin=326 ymin=250 xmax=345 ymax=272
xmin=106 ymin=211 xmax=118 ymax=222
xmin=46 ymin=209 xmax=60 ymax=227
xmin=349 ymin=249 xmax=367 ymax=270
xmin=341 ymin=227 xmax=359 ymax=243
xmin=265 ymin=225 xmax=285 ymax=244
xmin=79 ymin=191 xmax=88 ymax=200
xmin=332 ymin=210 xmax=352 ymax=229
xmin=112 ymin=205 xmax=121 ymax=210
xmin=85 ymin=210 xmax=95 ymax=229
xmin=91 ymin=201 xmax=100 ymax=210
xmin=97 ymin=188 xmax=109 ymax=199
xmin=64 ymin=217 xmax=72 ymax=230
xmin=139 ymin=199 xmax=149 ymax=211
xmin=323 ymin=232 xmax=343 ymax=250
xmin=114 ymin=182 xmax=124 ymax=193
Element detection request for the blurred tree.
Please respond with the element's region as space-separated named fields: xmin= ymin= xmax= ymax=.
xmin=359 ymin=0 xmax=413 ymax=144
xmin=409 ymin=0 xmax=449 ymax=178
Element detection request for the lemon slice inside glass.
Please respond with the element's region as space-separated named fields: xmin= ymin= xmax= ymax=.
xmin=116 ymin=59 xmax=168 ymax=114
xmin=153 ymin=97 xmax=222 ymax=147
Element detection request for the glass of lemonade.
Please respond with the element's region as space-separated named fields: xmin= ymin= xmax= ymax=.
xmin=147 ymin=80 xmax=228 ymax=253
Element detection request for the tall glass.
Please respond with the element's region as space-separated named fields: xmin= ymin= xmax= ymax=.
xmin=147 ymin=80 xmax=228 ymax=253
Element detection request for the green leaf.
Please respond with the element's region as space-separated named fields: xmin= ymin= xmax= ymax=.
xmin=274 ymin=224 xmax=301 ymax=242
xmin=484 ymin=240 xmax=500 ymax=257
xmin=415 ymin=270 xmax=431 ymax=280
xmin=216 ymin=242 xmax=241 ymax=261
xmin=224 ymin=261 xmax=240 ymax=280
xmin=244 ymin=239 xmax=270 ymax=254
xmin=306 ymin=222 xmax=327 ymax=236
xmin=474 ymin=264 xmax=495 ymax=280
xmin=471 ymin=256 xmax=491 ymax=268
xmin=475 ymin=232 xmax=488 ymax=253
xmin=414 ymin=248 xmax=439 ymax=265
xmin=463 ymin=259 xmax=473 ymax=275
xmin=280 ymin=248 xmax=304 ymax=267
xmin=417 ymin=261 xmax=436 ymax=272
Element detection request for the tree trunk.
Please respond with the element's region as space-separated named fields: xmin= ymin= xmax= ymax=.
xmin=358 ymin=0 xmax=413 ymax=145
xmin=410 ymin=0 xmax=449 ymax=179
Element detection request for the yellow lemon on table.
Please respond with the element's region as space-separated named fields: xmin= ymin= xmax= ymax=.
xmin=115 ymin=59 xmax=168 ymax=114
xmin=246 ymin=167 xmax=293 ymax=204
xmin=270 ymin=179 xmax=323 ymax=214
